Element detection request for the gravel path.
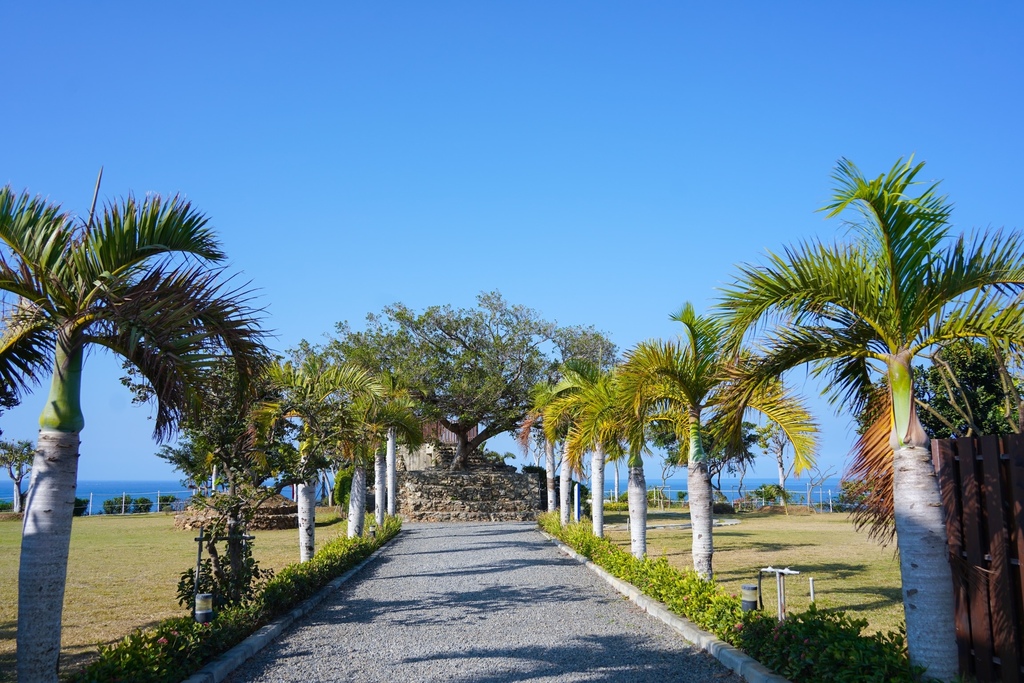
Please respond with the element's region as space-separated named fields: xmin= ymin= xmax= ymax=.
xmin=226 ymin=522 xmax=742 ymax=683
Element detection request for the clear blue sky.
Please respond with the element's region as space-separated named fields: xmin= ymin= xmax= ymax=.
xmin=1 ymin=2 xmax=1021 ymax=483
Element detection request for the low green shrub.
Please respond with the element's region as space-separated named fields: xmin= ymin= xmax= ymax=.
xmin=712 ymin=502 xmax=735 ymax=514
xmin=132 ymin=496 xmax=154 ymax=514
xmin=69 ymin=516 xmax=403 ymax=683
xmin=538 ymin=512 xmax=918 ymax=682
xmin=73 ymin=497 xmax=90 ymax=516
xmin=158 ymin=494 xmax=178 ymax=512
xmin=0 ymin=501 xmax=11 ymax=512
xmin=740 ymin=605 xmax=921 ymax=682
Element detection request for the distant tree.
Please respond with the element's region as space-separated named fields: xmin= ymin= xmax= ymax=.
xmin=326 ymin=291 xmax=613 ymax=471
xmin=0 ymin=439 xmax=33 ymax=513
xmin=916 ymin=339 xmax=1022 ymax=438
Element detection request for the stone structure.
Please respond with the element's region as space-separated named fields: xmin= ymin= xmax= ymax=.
xmin=174 ymin=493 xmax=299 ymax=531
xmin=397 ymin=469 xmax=543 ymax=522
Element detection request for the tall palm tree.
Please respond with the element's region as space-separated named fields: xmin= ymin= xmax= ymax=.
xmin=261 ymin=358 xmax=379 ymax=561
xmin=618 ymin=304 xmax=817 ymax=577
xmin=718 ymin=157 xmax=1024 ymax=680
xmin=340 ymin=389 xmax=421 ymax=537
xmin=519 ymin=379 xmax=559 ymax=514
xmin=0 ymin=184 xmax=266 ymax=682
xmin=546 ymin=360 xmax=622 ymax=538
xmin=372 ymin=371 xmax=419 ymax=523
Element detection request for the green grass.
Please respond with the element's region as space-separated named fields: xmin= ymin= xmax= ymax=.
xmin=0 ymin=509 xmax=346 ymax=682
xmin=602 ymin=507 xmax=905 ymax=635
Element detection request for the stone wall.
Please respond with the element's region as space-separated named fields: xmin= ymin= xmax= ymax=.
xmin=398 ymin=470 xmax=543 ymax=522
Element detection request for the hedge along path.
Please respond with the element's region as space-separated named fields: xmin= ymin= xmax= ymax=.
xmin=225 ymin=522 xmax=743 ymax=683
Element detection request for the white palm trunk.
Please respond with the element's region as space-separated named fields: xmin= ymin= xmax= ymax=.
xmin=559 ymin=451 xmax=571 ymax=525
xmin=347 ymin=464 xmax=367 ymax=538
xmin=297 ymin=475 xmax=317 ymax=562
xmin=374 ymin=448 xmax=386 ymax=527
xmin=18 ymin=430 xmax=79 ymax=683
xmin=893 ymin=445 xmax=958 ymax=680
xmin=386 ymin=427 xmax=397 ymax=516
xmin=591 ymin=446 xmax=605 ymax=538
xmin=689 ymin=458 xmax=714 ymax=580
xmin=12 ymin=481 xmax=22 ymax=513
xmin=544 ymin=438 xmax=556 ymax=512
xmin=627 ymin=465 xmax=647 ymax=558
xmin=613 ymin=463 xmax=620 ymax=501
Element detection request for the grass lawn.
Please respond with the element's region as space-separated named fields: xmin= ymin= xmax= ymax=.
xmin=602 ymin=507 xmax=905 ymax=635
xmin=0 ymin=509 xmax=346 ymax=683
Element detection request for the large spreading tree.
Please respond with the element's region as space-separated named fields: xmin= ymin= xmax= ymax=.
xmin=0 ymin=184 xmax=266 ymax=682
xmin=327 ymin=291 xmax=612 ymax=470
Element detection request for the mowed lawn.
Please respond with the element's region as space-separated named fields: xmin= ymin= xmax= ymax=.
xmin=0 ymin=510 xmax=347 ymax=682
xmin=602 ymin=507 xmax=905 ymax=635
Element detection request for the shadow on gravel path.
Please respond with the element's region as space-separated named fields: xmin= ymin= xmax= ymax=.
xmin=225 ymin=523 xmax=742 ymax=683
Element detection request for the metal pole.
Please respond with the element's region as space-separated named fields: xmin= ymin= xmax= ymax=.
xmin=121 ymin=493 xmax=126 ymax=515
xmin=88 ymin=492 xmax=93 ymax=516
xmin=809 ymin=576 xmax=815 ymax=603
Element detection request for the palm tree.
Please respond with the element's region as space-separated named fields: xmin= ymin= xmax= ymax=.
xmin=718 ymin=157 xmax=1024 ymax=680
xmin=340 ymin=388 xmax=421 ymax=537
xmin=519 ymin=380 xmax=559 ymax=514
xmin=618 ymin=304 xmax=817 ymax=577
xmin=0 ymin=184 xmax=266 ymax=682
xmin=261 ymin=358 xmax=379 ymax=561
xmin=545 ymin=360 xmax=622 ymax=538
xmin=372 ymin=371 xmax=419 ymax=523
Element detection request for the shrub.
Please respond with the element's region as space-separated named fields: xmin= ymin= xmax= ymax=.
xmin=740 ymin=605 xmax=921 ymax=682
xmin=102 ymin=496 xmax=130 ymax=515
xmin=538 ymin=514 xmax=916 ymax=682
xmin=0 ymin=501 xmax=11 ymax=512
xmin=158 ymin=494 xmax=178 ymax=512
xmin=132 ymin=496 xmax=154 ymax=514
xmin=334 ymin=467 xmax=353 ymax=511
xmin=73 ymin=497 xmax=90 ymax=516
xmin=712 ymin=502 xmax=735 ymax=515
xmin=69 ymin=516 xmax=403 ymax=683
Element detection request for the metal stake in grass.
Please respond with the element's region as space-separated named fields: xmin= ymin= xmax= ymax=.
xmin=759 ymin=566 xmax=800 ymax=621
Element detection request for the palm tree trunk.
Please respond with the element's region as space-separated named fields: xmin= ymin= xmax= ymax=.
xmin=887 ymin=353 xmax=958 ymax=679
xmin=591 ymin=446 xmax=605 ymax=538
xmin=347 ymin=463 xmax=367 ymax=538
xmin=688 ymin=411 xmax=714 ymax=580
xmin=386 ymin=427 xmax=397 ymax=516
xmin=544 ymin=438 xmax=556 ymax=512
xmin=374 ymin=447 xmax=386 ymax=527
xmin=297 ymin=475 xmax=316 ymax=562
xmin=559 ymin=448 xmax=571 ymax=526
xmin=892 ymin=444 xmax=957 ymax=679
xmin=18 ymin=429 xmax=80 ymax=683
xmin=12 ymin=480 xmax=21 ymax=514
xmin=627 ymin=464 xmax=647 ymax=558
xmin=614 ymin=462 xmax=620 ymax=501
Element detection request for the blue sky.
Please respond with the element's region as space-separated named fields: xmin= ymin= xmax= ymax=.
xmin=1 ymin=2 xmax=1021 ymax=483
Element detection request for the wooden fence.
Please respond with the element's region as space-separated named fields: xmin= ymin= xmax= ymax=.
xmin=933 ymin=435 xmax=1024 ymax=682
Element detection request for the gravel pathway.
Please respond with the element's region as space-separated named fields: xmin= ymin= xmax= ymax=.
xmin=227 ymin=522 xmax=742 ymax=683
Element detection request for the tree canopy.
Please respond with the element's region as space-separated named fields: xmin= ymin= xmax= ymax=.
xmin=315 ymin=291 xmax=615 ymax=469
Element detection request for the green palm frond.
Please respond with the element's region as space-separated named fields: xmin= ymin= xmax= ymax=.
xmin=74 ymin=194 xmax=223 ymax=287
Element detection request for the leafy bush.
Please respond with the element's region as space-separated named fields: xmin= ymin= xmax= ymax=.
xmin=69 ymin=516 xmax=403 ymax=683
xmin=538 ymin=512 xmax=917 ymax=682
xmin=73 ymin=497 xmax=90 ymax=516
xmin=740 ymin=605 xmax=921 ymax=682
xmin=177 ymin=538 xmax=274 ymax=612
xmin=102 ymin=496 xmax=130 ymax=515
xmin=132 ymin=496 xmax=154 ymax=514
xmin=712 ymin=502 xmax=735 ymax=514
xmin=158 ymin=494 xmax=178 ymax=512
xmin=836 ymin=479 xmax=869 ymax=511
xmin=334 ymin=467 xmax=353 ymax=511
xmin=0 ymin=501 xmax=11 ymax=512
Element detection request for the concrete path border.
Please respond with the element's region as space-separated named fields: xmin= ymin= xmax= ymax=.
xmin=537 ymin=529 xmax=791 ymax=683
xmin=181 ymin=538 xmax=396 ymax=683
